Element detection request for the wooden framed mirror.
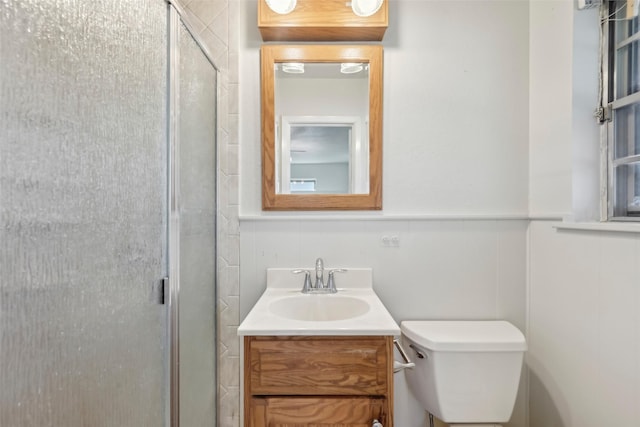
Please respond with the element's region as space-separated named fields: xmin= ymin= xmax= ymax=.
xmin=261 ymin=44 xmax=383 ymax=210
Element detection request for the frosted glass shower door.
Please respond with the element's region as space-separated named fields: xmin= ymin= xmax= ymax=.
xmin=169 ymin=12 xmax=218 ymax=427
xmin=1 ymin=1 xmax=169 ymax=426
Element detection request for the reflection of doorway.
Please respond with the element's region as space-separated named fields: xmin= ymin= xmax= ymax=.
xmin=279 ymin=116 xmax=367 ymax=194
xmin=291 ymin=125 xmax=350 ymax=194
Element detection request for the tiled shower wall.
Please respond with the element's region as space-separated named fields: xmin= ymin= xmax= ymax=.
xmin=171 ymin=1 xmax=239 ymax=426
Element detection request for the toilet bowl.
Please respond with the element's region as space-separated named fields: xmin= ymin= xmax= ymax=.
xmin=401 ymin=320 xmax=526 ymax=426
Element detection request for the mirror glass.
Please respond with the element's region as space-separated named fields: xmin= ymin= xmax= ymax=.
xmin=275 ymin=62 xmax=369 ymax=195
xmin=261 ymin=45 xmax=382 ymax=210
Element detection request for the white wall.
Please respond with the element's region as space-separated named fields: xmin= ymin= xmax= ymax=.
xmin=528 ymin=0 xmax=600 ymax=220
xmin=528 ymin=0 xmax=573 ymax=217
xmin=381 ymin=0 xmax=529 ymax=215
xmin=528 ymin=222 xmax=640 ymax=426
xmin=239 ymin=1 xmax=530 ymax=426
xmin=527 ymin=2 xmax=640 ymax=427
xmin=241 ymin=0 xmax=530 ymax=216
xmin=571 ymin=5 xmax=601 ymax=221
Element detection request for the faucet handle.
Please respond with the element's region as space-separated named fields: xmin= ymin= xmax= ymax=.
xmin=292 ymin=269 xmax=312 ymax=293
xmin=326 ymin=269 xmax=347 ymax=293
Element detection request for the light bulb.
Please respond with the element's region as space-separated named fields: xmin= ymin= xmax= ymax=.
xmin=351 ymin=0 xmax=384 ymax=17
xmin=265 ymin=0 xmax=297 ymax=15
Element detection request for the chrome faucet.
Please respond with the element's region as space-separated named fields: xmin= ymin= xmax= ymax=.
xmin=291 ymin=258 xmax=347 ymax=294
xmin=315 ymin=257 xmax=325 ymax=289
xmin=293 ymin=258 xmax=346 ymax=294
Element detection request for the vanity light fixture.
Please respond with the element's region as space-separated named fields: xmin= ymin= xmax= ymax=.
xmin=265 ymin=0 xmax=384 ymax=18
xmin=265 ymin=0 xmax=297 ymax=14
xmin=281 ymin=62 xmax=305 ymax=73
xmin=340 ymin=62 xmax=364 ymax=74
xmin=351 ymin=0 xmax=384 ymax=17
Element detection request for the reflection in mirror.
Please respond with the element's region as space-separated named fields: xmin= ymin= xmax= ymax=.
xmin=287 ymin=124 xmax=351 ymax=194
xmin=275 ymin=63 xmax=369 ymax=195
xmin=261 ymin=45 xmax=382 ymax=210
xmin=279 ymin=118 xmax=368 ymax=195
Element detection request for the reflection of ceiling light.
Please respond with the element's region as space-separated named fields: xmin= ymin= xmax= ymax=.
xmin=340 ymin=63 xmax=364 ymax=74
xmin=265 ymin=0 xmax=297 ymax=14
xmin=351 ymin=0 xmax=384 ymax=17
xmin=282 ymin=62 xmax=305 ymax=73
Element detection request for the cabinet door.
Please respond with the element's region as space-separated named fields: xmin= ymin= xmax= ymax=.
xmin=250 ymin=397 xmax=387 ymax=427
xmin=247 ymin=336 xmax=389 ymax=396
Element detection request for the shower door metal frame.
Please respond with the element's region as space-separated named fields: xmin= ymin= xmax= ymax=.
xmin=167 ymin=3 xmax=221 ymax=426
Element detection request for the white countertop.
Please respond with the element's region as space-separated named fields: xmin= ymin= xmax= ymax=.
xmin=237 ymin=268 xmax=400 ymax=336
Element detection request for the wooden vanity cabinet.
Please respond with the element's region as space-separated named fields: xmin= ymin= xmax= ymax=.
xmin=244 ymin=335 xmax=394 ymax=427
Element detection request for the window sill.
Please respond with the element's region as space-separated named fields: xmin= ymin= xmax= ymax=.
xmin=554 ymin=221 xmax=640 ymax=234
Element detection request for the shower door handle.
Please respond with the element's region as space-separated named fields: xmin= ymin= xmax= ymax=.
xmin=159 ymin=276 xmax=169 ymax=305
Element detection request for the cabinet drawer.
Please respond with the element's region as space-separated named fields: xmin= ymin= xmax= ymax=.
xmin=250 ymin=396 xmax=388 ymax=427
xmin=246 ymin=336 xmax=390 ymax=396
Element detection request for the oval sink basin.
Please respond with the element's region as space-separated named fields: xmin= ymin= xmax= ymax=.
xmin=269 ymin=295 xmax=370 ymax=322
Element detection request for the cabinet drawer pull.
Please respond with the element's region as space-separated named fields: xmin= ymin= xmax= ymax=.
xmin=372 ymin=419 xmax=383 ymax=427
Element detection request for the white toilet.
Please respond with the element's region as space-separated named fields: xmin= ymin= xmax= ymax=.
xmin=401 ymin=320 xmax=527 ymax=427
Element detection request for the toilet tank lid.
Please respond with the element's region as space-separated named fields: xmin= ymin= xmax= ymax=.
xmin=401 ymin=320 xmax=527 ymax=352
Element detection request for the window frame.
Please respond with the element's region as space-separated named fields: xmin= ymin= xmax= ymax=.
xmin=601 ymin=0 xmax=640 ymax=221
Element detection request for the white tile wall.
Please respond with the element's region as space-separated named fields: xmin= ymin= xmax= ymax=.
xmin=240 ymin=220 xmax=528 ymax=321
xmin=528 ymin=221 xmax=640 ymax=427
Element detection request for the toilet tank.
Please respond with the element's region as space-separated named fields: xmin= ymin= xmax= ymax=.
xmin=401 ymin=321 xmax=527 ymax=424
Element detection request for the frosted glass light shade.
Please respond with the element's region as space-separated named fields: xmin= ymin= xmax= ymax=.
xmin=281 ymin=62 xmax=304 ymax=73
xmin=351 ymin=0 xmax=384 ymax=17
xmin=340 ymin=63 xmax=364 ymax=74
xmin=265 ymin=0 xmax=297 ymax=14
